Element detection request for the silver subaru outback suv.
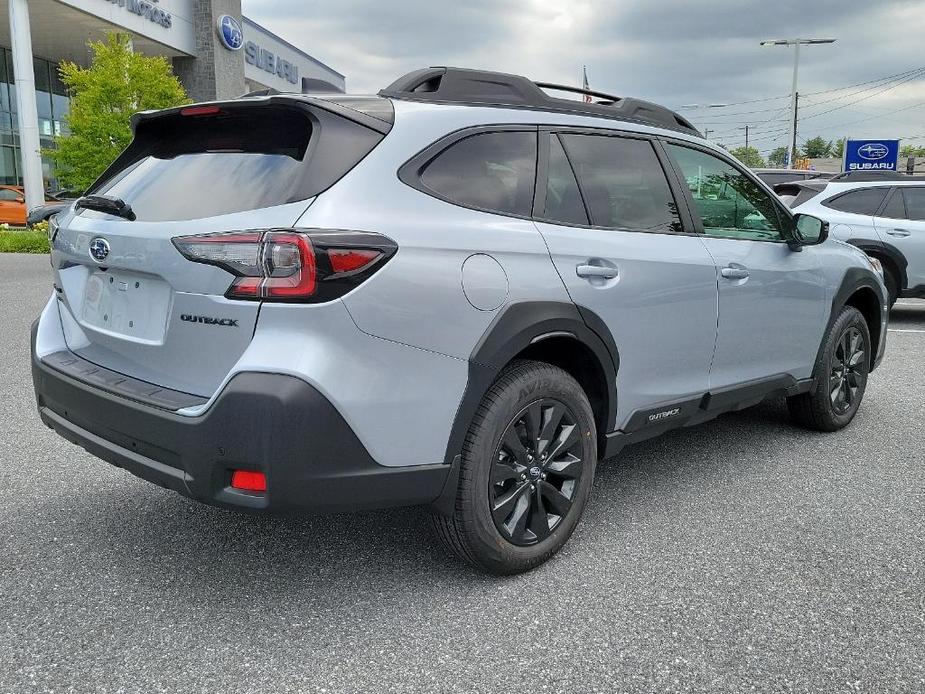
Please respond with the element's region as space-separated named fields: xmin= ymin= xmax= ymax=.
xmin=32 ymin=67 xmax=888 ymax=574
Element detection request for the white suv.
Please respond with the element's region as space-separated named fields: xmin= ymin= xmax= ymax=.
xmin=789 ymin=174 xmax=925 ymax=305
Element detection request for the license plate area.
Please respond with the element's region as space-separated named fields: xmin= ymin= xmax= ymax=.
xmin=81 ymin=269 xmax=171 ymax=342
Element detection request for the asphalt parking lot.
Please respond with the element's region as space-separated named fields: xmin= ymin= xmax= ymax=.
xmin=1 ymin=252 xmax=923 ymax=694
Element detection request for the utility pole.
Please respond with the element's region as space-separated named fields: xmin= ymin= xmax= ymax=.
xmin=760 ymin=38 xmax=836 ymax=169
xmin=737 ymin=125 xmax=750 ymax=151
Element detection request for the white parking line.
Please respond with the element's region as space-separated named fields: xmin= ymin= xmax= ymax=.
xmin=888 ymin=328 xmax=925 ymax=333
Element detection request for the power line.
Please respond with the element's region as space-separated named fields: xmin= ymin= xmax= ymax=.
xmin=800 ymin=64 xmax=925 ymax=97
xmin=797 ymin=69 xmax=925 ymax=121
xmin=678 ymin=64 xmax=925 ymax=120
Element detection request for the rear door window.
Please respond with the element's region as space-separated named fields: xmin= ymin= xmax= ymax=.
xmin=420 ymin=131 xmax=537 ymax=216
xmin=822 ymin=188 xmax=888 ymax=215
xmin=559 ymin=133 xmax=681 ymax=232
xmin=901 ymin=187 xmax=925 ymax=221
xmin=542 ymin=135 xmax=589 ymax=225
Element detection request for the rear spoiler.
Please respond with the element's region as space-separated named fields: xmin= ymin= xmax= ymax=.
xmin=130 ymin=95 xmax=393 ymax=135
xmin=773 ymin=180 xmax=828 ymax=208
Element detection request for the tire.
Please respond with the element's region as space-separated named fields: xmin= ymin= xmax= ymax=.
xmin=432 ymin=360 xmax=597 ymax=575
xmin=787 ymin=305 xmax=871 ymax=432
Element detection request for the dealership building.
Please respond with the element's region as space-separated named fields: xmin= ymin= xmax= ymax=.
xmin=0 ymin=0 xmax=345 ymax=208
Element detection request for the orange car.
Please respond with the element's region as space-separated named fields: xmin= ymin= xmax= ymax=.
xmin=0 ymin=185 xmax=27 ymax=226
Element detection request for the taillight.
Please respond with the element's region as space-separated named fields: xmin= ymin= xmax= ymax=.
xmin=172 ymin=229 xmax=396 ymax=303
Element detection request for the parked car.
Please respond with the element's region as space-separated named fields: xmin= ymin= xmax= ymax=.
xmin=27 ymin=190 xmax=81 ymax=228
xmin=753 ymin=168 xmax=834 ymax=187
xmin=782 ymin=174 xmax=925 ymax=306
xmin=32 ymin=67 xmax=887 ymax=574
xmin=0 ymin=185 xmax=27 ymax=225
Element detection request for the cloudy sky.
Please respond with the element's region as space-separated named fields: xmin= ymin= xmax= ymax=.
xmin=246 ymin=0 xmax=925 ymax=155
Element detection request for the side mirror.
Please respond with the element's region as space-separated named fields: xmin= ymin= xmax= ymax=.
xmin=790 ymin=213 xmax=828 ymax=248
xmin=15 ymin=196 xmax=24 ymax=204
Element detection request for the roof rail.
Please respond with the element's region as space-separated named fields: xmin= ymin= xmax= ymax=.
xmin=829 ymin=170 xmax=925 ymax=182
xmin=378 ymin=67 xmax=700 ymax=136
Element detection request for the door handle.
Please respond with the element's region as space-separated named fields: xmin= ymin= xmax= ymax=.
xmin=886 ymin=228 xmax=911 ymax=237
xmin=721 ymin=266 xmax=749 ymax=280
xmin=576 ymin=264 xmax=619 ymax=279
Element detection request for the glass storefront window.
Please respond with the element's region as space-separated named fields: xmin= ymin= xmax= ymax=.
xmin=0 ymin=146 xmax=18 ymax=186
xmin=0 ymin=50 xmax=70 ymax=190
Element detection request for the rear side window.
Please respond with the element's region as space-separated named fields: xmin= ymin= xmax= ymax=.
xmin=542 ymin=135 xmax=588 ymax=225
xmin=89 ymin=104 xmax=385 ymax=222
xmin=420 ymin=131 xmax=537 ymax=217
xmin=901 ymin=188 xmax=925 ymax=221
xmin=560 ymin=134 xmax=681 ymax=231
xmin=822 ymin=188 xmax=888 ymax=215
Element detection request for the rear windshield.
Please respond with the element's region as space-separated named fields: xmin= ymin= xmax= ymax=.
xmin=89 ymin=103 xmax=384 ymax=222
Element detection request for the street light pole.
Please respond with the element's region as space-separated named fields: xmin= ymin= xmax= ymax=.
xmin=760 ymin=38 xmax=836 ymax=169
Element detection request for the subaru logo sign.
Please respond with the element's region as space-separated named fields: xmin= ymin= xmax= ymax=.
xmin=844 ymin=139 xmax=900 ymax=171
xmin=858 ymin=143 xmax=889 ymax=160
xmin=89 ymin=237 xmax=110 ymax=263
xmin=217 ymin=15 xmax=243 ymax=51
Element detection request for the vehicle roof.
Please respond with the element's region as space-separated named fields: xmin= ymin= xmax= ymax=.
xmin=753 ymin=168 xmax=832 ymax=175
xmin=819 ymin=178 xmax=925 ymax=191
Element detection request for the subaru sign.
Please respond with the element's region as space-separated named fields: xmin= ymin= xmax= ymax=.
xmin=844 ymin=139 xmax=900 ymax=172
xmin=217 ymin=15 xmax=244 ymax=51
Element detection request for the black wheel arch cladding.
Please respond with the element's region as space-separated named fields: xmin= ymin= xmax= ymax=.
xmin=845 ymin=238 xmax=908 ymax=290
xmin=817 ymin=268 xmax=885 ymax=377
xmin=442 ymin=301 xmax=619 ymax=466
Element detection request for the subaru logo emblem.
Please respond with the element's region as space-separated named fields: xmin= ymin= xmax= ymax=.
xmin=89 ymin=237 xmax=110 ymax=263
xmin=858 ymin=143 xmax=888 ymax=161
xmin=217 ymin=15 xmax=243 ymax=51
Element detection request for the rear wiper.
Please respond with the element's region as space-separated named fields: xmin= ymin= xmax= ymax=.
xmin=75 ymin=195 xmax=136 ymax=221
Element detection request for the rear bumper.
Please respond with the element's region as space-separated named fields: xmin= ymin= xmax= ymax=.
xmin=32 ymin=325 xmax=451 ymax=514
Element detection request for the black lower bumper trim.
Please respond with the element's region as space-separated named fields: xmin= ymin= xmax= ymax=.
xmin=32 ymin=331 xmax=449 ymax=514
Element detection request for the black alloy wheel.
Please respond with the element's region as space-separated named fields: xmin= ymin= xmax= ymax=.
xmin=489 ymin=399 xmax=583 ymax=546
xmin=829 ymin=326 xmax=866 ymax=415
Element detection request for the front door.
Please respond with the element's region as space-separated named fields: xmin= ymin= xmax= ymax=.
xmin=663 ymin=143 xmax=827 ymax=388
xmin=534 ymin=131 xmax=718 ymax=429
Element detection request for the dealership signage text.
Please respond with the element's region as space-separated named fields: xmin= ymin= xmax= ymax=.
xmin=104 ymin=0 xmax=172 ymax=29
xmin=245 ymin=41 xmax=300 ymax=85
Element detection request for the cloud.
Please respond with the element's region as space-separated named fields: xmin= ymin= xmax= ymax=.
xmin=244 ymin=0 xmax=925 ymax=151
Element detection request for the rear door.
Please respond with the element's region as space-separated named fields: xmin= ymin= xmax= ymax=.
xmin=875 ymin=186 xmax=925 ymax=290
xmin=663 ymin=142 xmax=826 ymax=388
xmin=533 ymin=130 xmax=718 ymax=429
xmin=50 ymin=99 xmax=388 ymax=397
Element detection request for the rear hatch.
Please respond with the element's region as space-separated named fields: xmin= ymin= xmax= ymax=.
xmin=50 ymin=96 xmax=392 ymax=399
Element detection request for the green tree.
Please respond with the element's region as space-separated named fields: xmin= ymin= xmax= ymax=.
xmin=832 ymin=139 xmax=845 ymax=158
xmin=802 ymin=136 xmax=833 ymax=158
xmin=730 ymin=146 xmax=766 ymax=168
xmin=767 ymin=146 xmax=790 ymax=167
xmin=48 ymin=33 xmax=190 ymax=191
xmin=900 ymin=144 xmax=925 ymax=157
